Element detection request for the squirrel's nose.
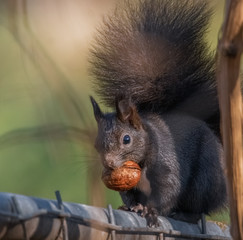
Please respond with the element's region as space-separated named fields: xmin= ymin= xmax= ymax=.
xmin=103 ymin=153 xmax=117 ymax=169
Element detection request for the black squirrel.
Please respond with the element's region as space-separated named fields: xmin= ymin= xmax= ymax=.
xmin=89 ymin=0 xmax=227 ymax=226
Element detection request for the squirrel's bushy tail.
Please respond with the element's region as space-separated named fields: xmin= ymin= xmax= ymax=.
xmin=90 ymin=0 xmax=218 ymax=128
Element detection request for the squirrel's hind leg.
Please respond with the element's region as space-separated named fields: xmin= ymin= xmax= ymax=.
xmin=168 ymin=211 xmax=201 ymax=223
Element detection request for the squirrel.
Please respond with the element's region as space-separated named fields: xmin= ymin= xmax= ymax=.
xmin=89 ymin=0 xmax=227 ymax=226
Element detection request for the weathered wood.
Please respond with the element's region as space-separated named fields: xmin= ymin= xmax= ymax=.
xmin=216 ymin=0 xmax=243 ymax=239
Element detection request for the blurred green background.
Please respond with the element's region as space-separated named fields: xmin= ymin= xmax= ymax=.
xmin=0 ymin=0 xmax=229 ymax=223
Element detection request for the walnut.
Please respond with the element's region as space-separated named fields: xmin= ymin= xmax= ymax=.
xmin=102 ymin=161 xmax=141 ymax=191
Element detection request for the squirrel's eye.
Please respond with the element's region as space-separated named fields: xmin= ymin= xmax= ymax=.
xmin=123 ymin=135 xmax=131 ymax=144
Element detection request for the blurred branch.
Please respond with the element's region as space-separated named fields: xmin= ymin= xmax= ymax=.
xmin=0 ymin=0 xmax=104 ymax=206
xmin=0 ymin=125 xmax=96 ymax=149
xmin=24 ymin=3 xmax=91 ymax=126
xmin=216 ymin=0 xmax=243 ymax=239
xmin=1 ymin=0 xmax=93 ymax=129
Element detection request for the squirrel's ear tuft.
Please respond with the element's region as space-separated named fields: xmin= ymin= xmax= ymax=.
xmin=90 ymin=96 xmax=103 ymax=123
xmin=116 ymin=97 xmax=143 ymax=130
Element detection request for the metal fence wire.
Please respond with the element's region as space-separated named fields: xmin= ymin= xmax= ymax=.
xmin=0 ymin=191 xmax=231 ymax=240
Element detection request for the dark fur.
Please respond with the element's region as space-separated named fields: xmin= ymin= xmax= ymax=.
xmin=89 ymin=0 xmax=227 ymax=225
xmin=90 ymin=0 xmax=219 ymax=128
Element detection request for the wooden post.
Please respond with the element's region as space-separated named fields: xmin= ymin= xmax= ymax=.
xmin=216 ymin=0 xmax=243 ymax=239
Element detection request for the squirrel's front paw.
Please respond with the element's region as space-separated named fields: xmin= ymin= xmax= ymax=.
xmin=130 ymin=204 xmax=159 ymax=227
xmin=145 ymin=207 xmax=159 ymax=228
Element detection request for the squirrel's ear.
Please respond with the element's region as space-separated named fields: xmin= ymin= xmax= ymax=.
xmin=116 ymin=98 xmax=143 ymax=130
xmin=90 ymin=96 xmax=103 ymax=122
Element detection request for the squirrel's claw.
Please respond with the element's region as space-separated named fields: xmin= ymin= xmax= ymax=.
xmin=118 ymin=205 xmax=130 ymax=211
xmin=130 ymin=203 xmax=144 ymax=213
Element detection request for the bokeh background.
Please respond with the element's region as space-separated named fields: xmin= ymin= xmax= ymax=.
xmin=0 ymin=0 xmax=229 ymax=222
